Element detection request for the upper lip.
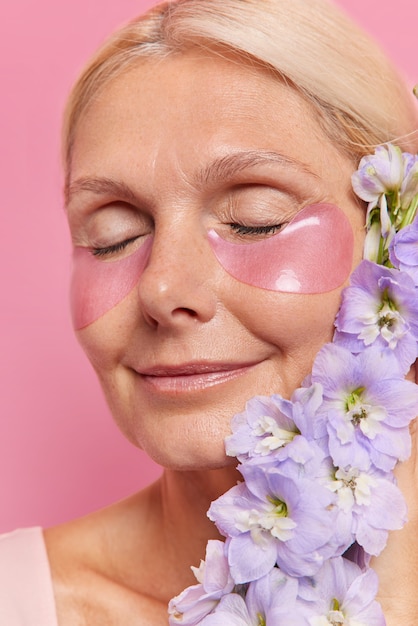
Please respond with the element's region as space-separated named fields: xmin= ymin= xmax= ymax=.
xmin=137 ymin=361 xmax=257 ymax=377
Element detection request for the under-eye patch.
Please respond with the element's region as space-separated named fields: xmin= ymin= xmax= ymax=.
xmin=70 ymin=236 xmax=153 ymax=330
xmin=207 ymin=203 xmax=354 ymax=293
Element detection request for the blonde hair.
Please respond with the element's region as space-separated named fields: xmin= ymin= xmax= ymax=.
xmin=63 ymin=0 xmax=418 ymax=178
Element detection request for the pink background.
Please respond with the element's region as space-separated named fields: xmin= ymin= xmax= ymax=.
xmin=0 ymin=1 xmax=416 ymax=533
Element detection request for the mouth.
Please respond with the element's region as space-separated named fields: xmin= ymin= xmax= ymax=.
xmin=137 ymin=361 xmax=257 ymax=393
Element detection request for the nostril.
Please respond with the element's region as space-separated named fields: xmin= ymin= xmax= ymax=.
xmin=174 ymin=307 xmax=198 ymax=317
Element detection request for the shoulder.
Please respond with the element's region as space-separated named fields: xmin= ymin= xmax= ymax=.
xmin=44 ymin=491 xmax=169 ymax=625
xmin=0 ymin=527 xmax=58 ymax=625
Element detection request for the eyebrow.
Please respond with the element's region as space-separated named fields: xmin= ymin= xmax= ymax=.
xmin=195 ymin=150 xmax=319 ymax=186
xmin=65 ymin=177 xmax=138 ymax=207
xmin=65 ymin=150 xmax=319 ymax=206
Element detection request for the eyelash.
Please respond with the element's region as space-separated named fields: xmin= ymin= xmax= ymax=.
xmin=229 ymin=223 xmax=283 ymax=236
xmin=91 ymin=222 xmax=282 ymax=257
xmin=92 ymin=236 xmax=139 ymax=257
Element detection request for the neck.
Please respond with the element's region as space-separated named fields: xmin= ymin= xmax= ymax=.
xmin=151 ymin=465 xmax=241 ymax=594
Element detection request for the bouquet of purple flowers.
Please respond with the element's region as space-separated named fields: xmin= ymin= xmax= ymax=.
xmin=169 ymin=143 xmax=418 ymax=626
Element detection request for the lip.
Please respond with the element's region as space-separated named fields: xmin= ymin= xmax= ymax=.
xmin=137 ymin=361 xmax=258 ymax=393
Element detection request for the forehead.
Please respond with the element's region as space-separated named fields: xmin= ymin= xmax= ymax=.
xmin=69 ymin=50 xmax=348 ymax=193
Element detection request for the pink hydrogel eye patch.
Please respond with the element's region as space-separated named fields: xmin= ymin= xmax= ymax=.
xmin=207 ymin=203 xmax=354 ymax=293
xmin=70 ymin=237 xmax=153 ymax=330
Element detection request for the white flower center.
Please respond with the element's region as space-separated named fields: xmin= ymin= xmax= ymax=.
xmin=377 ymin=302 xmax=407 ymax=348
xmin=358 ymin=295 xmax=407 ymax=349
xmin=333 ymin=467 xmax=376 ymax=511
xmin=344 ymin=390 xmax=385 ymax=439
xmin=252 ymin=415 xmax=297 ymax=455
xmin=234 ymin=497 xmax=297 ymax=543
xmin=327 ymin=610 xmax=346 ymax=625
xmin=311 ymin=601 xmax=367 ymax=626
xmin=310 ymin=610 xmax=347 ymax=626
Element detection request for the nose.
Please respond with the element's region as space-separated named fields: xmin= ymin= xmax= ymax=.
xmin=137 ymin=227 xmax=218 ymax=328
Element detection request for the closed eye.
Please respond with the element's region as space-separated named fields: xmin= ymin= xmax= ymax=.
xmin=229 ymin=223 xmax=284 ymax=236
xmin=92 ymin=236 xmax=140 ymax=257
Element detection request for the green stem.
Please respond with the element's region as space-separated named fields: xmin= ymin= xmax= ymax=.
xmin=377 ymin=235 xmax=386 ymax=266
xmin=399 ymin=194 xmax=418 ymax=229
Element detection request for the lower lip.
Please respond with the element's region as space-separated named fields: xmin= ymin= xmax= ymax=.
xmin=140 ymin=366 xmax=254 ymax=393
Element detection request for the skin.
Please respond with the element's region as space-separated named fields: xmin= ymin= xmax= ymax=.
xmin=44 ymin=51 xmax=417 ymax=624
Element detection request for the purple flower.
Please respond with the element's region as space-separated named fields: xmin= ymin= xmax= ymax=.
xmin=225 ymin=395 xmax=298 ymax=462
xmin=352 ymin=144 xmax=404 ymax=207
xmin=168 ymin=540 xmax=235 ymax=625
xmin=311 ymin=343 xmax=418 ymax=471
xmin=296 ymin=557 xmax=385 ymax=625
xmin=201 ymin=569 xmax=301 ymax=626
xmin=327 ymin=465 xmax=407 ymax=556
xmin=225 ymin=384 xmax=323 ymax=466
xmin=334 ymin=260 xmax=418 ymax=373
xmin=389 ymin=217 xmax=418 ymax=284
xmin=208 ymin=463 xmax=337 ymax=582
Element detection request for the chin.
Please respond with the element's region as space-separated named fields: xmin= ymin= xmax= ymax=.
xmin=126 ymin=426 xmax=237 ymax=473
xmin=109 ymin=397 xmax=244 ymax=469
xmin=137 ymin=434 xmax=236 ymax=472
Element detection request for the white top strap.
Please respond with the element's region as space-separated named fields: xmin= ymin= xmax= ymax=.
xmin=0 ymin=527 xmax=58 ymax=625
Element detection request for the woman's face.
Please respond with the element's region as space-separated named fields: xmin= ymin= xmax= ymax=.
xmin=67 ymin=51 xmax=365 ymax=469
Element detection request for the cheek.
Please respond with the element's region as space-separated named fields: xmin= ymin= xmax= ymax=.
xmin=224 ymin=280 xmax=344 ymax=388
xmin=240 ymin=289 xmax=342 ymax=348
xmin=208 ymin=203 xmax=354 ymax=294
xmin=70 ymin=237 xmax=153 ymax=330
xmin=73 ymin=295 xmax=135 ymax=380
